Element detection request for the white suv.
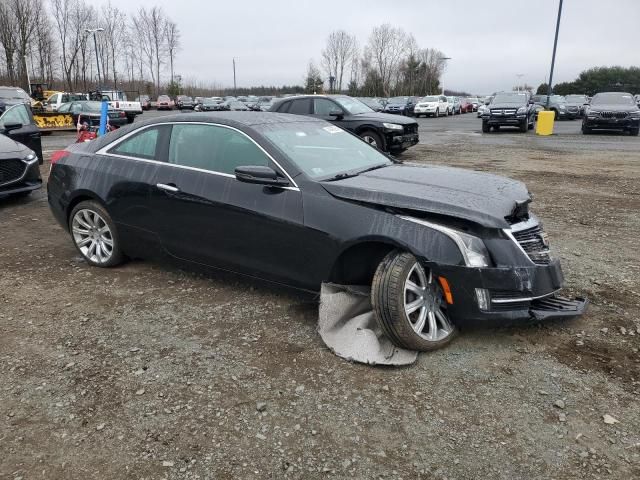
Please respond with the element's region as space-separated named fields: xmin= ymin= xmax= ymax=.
xmin=414 ymin=95 xmax=450 ymax=118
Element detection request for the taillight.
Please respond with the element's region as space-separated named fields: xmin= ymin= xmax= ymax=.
xmin=120 ymin=111 xmax=126 ymax=117
xmin=50 ymin=150 xmax=70 ymax=166
xmin=115 ymin=101 xmax=120 ymax=108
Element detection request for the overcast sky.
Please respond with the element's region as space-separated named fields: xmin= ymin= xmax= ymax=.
xmin=93 ymin=0 xmax=639 ymax=94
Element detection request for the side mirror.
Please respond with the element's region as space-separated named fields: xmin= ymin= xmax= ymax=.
xmin=528 ymin=100 xmax=534 ymax=104
xmin=235 ymin=165 xmax=289 ymax=187
xmin=3 ymin=122 xmax=23 ymax=133
xmin=329 ymin=109 xmax=344 ymax=119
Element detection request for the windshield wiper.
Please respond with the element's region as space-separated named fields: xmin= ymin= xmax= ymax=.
xmin=324 ymin=172 xmax=360 ymax=181
xmin=356 ymin=163 xmax=390 ymax=174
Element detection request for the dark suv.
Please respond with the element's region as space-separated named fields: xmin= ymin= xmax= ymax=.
xmin=383 ymin=96 xmax=419 ymax=116
xmin=270 ymin=95 xmax=419 ymax=152
xmin=532 ymin=94 xmax=579 ymax=120
xmin=582 ymin=92 xmax=640 ymax=135
xmin=481 ymin=92 xmax=536 ymax=133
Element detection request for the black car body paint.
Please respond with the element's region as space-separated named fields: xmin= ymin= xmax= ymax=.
xmin=0 ymin=134 xmax=41 ymax=198
xmin=47 ymin=112 xmax=586 ymax=325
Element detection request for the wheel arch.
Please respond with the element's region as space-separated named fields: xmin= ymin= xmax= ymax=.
xmin=66 ymin=190 xmax=108 ymax=225
xmin=354 ymin=124 xmax=387 ymax=150
xmin=327 ymin=239 xmax=401 ymax=286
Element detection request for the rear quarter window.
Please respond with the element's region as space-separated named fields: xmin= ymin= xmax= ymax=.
xmin=108 ymin=126 xmax=166 ymax=160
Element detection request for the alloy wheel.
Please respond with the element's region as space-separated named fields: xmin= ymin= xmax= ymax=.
xmin=71 ymin=209 xmax=114 ymax=264
xmin=362 ymin=135 xmax=378 ymax=146
xmin=403 ymin=262 xmax=453 ymax=342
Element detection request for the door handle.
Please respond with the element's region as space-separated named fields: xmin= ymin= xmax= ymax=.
xmin=156 ymin=183 xmax=180 ymax=193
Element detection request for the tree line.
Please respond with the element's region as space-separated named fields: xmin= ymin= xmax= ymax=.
xmin=536 ymin=66 xmax=640 ymax=96
xmin=307 ymin=24 xmax=449 ymax=97
xmin=0 ymin=0 xmax=180 ymax=96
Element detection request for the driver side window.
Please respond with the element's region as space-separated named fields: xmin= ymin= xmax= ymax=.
xmin=0 ymin=104 xmax=31 ymax=129
xmin=313 ymin=98 xmax=338 ymax=116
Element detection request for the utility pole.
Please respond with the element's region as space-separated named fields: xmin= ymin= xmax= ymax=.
xmin=233 ymin=58 xmax=237 ymax=96
xmin=439 ymin=56 xmax=451 ymax=95
xmin=516 ymin=73 xmax=524 ymax=92
xmin=86 ymin=28 xmax=104 ymax=89
xmin=546 ymin=0 xmax=563 ymax=107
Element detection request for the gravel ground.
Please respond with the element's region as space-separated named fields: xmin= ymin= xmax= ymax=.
xmin=1 ymin=117 xmax=639 ymax=479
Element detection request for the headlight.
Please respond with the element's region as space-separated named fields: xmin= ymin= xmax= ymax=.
xmin=516 ymin=106 xmax=527 ymax=114
xmin=559 ymin=105 xmax=565 ymax=110
xmin=23 ymin=153 xmax=36 ymax=162
xmin=630 ymin=110 xmax=640 ymax=118
xmin=399 ymin=216 xmax=491 ymax=267
xmin=383 ymin=123 xmax=404 ymax=131
xmin=587 ymin=110 xmax=600 ymax=117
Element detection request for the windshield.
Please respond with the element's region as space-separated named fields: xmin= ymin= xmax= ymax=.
xmin=82 ymin=101 xmax=103 ymax=112
xmin=565 ymin=95 xmax=586 ymax=102
xmin=258 ymin=121 xmax=392 ymax=180
xmin=422 ymin=96 xmax=439 ymax=102
xmin=591 ymin=93 xmax=635 ymax=106
xmin=491 ymin=93 xmax=527 ymax=105
xmin=468 ymin=97 xmax=479 ymax=103
xmin=388 ymin=97 xmax=408 ymax=104
xmin=333 ymin=97 xmax=373 ymax=115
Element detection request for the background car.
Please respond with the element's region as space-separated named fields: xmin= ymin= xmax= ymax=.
xmin=57 ymin=101 xmax=128 ymax=128
xmin=383 ymin=96 xmax=419 ymax=116
xmin=447 ymin=96 xmax=462 ymax=115
xmin=197 ymin=97 xmax=225 ymax=111
xmin=176 ymin=95 xmax=195 ymax=109
xmin=459 ymin=98 xmax=473 ymax=113
xmin=413 ymin=95 xmax=450 ymax=117
xmin=222 ymin=100 xmax=250 ymax=111
xmin=0 ymin=134 xmax=40 ymax=199
xmin=136 ymin=95 xmax=151 ymax=110
xmin=564 ymin=94 xmax=589 ymax=117
xmin=0 ymin=102 xmax=42 ymax=163
xmin=481 ymin=91 xmax=535 ymax=133
xmin=270 ymin=94 xmax=418 ymax=152
xmin=0 ymin=86 xmax=32 ymax=113
xmin=156 ymin=95 xmax=173 ymax=110
xmin=467 ymin=97 xmax=480 ymax=111
xmin=531 ymin=94 xmax=579 ymax=120
xmin=582 ymin=92 xmax=640 ymax=135
xmin=356 ymin=97 xmax=384 ymax=112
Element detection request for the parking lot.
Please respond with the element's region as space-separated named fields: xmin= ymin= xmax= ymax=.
xmin=2 ymin=112 xmax=639 ymax=479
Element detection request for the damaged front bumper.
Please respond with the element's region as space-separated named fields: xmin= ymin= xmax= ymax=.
xmin=433 ymin=259 xmax=587 ymax=324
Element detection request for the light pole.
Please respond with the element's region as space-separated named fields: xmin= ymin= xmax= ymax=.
xmin=439 ymin=56 xmax=451 ymax=95
xmin=516 ymin=73 xmax=524 ymax=92
xmin=546 ymin=0 xmax=563 ymax=107
xmin=85 ymin=28 xmax=104 ymax=89
xmin=232 ymin=58 xmax=237 ymax=96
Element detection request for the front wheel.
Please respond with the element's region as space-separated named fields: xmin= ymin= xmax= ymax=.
xmin=359 ymin=130 xmax=384 ymax=150
xmin=519 ymin=120 xmax=528 ymax=133
xmin=629 ymin=127 xmax=639 ymax=136
xmin=482 ymin=121 xmax=490 ymax=133
xmin=69 ymin=201 xmax=124 ymax=267
xmin=435 ymin=108 xmax=440 ymax=117
xmin=372 ymin=251 xmax=457 ymax=351
xmin=581 ymin=123 xmax=592 ymax=134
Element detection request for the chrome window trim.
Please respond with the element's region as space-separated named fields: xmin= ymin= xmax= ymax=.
xmin=491 ymin=289 xmax=560 ymax=304
xmin=95 ymin=121 xmax=300 ymax=190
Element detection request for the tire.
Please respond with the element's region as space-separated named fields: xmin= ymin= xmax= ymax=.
xmin=482 ymin=121 xmax=490 ymax=133
xmin=359 ymin=130 xmax=384 ymax=150
xmin=69 ymin=200 xmax=124 ymax=268
xmin=519 ymin=120 xmax=527 ymax=133
xmin=581 ymin=123 xmax=592 ymax=134
xmin=493 ymin=125 xmax=500 ymax=131
xmin=630 ymin=127 xmax=639 ymax=136
xmin=372 ymin=251 xmax=457 ymax=351
xmin=435 ymin=108 xmax=439 ymax=117
xmin=551 ymin=109 xmax=558 ymax=120
xmin=126 ymin=115 xmax=135 ymax=124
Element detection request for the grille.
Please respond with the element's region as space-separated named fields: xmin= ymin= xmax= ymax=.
xmin=600 ymin=111 xmax=628 ymax=119
xmin=489 ymin=290 xmax=531 ymax=310
xmin=404 ymin=124 xmax=418 ymax=135
xmin=490 ymin=108 xmax=517 ymax=115
xmin=0 ymin=158 xmax=25 ymax=186
xmin=511 ymin=223 xmax=551 ymax=265
xmin=567 ymin=106 xmax=579 ymax=113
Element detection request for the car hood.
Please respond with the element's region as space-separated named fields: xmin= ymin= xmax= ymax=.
xmin=0 ymin=134 xmax=30 ymax=156
xmin=351 ymin=112 xmax=416 ymax=124
xmin=488 ymin=102 xmax=526 ymax=109
xmin=589 ymin=104 xmax=637 ymax=112
xmin=320 ymin=164 xmax=531 ymax=228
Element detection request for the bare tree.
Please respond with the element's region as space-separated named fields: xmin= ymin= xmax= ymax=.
xmin=100 ymin=1 xmax=125 ymax=88
xmin=164 ymin=20 xmax=180 ymax=85
xmin=0 ymin=2 xmax=18 ymax=85
xmin=320 ymin=30 xmax=357 ymax=92
xmin=418 ymin=48 xmax=447 ymax=94
xmin=366 ymin=24 xmax=410 ymax=97
xmin=134 ymin=6 xmax=167 ymax=95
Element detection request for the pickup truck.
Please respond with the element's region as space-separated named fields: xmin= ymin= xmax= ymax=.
xmin=93 ymin=90 xmax=143 ymax=123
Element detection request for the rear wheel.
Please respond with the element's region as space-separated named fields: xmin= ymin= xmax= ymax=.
xmin=519 ymin=119 xmax=528 ymax=133
xmin=482 ymin=121 xmax=490 ymax=133
xmin=69 ymin=201 xmax=124 ymax=268
xmin=360 ymin=130 xmax=384 ymax=150
xmin=435 ymin=108 xmax=440 ymax=117
xmin=372 ymin=251 xmax=457 ymax=351
xmin=493 ymin=125 xmax=500 ymax=131
xmin=581 ymin=123 xmax=592 ymax=134
xmin=630 ymin=127 xmax=639 ymax=136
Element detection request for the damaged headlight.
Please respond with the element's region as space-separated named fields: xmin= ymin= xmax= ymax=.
xmin=399 ymin=216 xmax=491 ymax=267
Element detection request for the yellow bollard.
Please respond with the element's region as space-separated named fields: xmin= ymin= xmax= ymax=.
xmin=536 ymin=110 xmax=555 ymax=136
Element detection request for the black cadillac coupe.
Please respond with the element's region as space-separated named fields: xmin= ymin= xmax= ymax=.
xmin=47 ymin=112 xmax=586 ymax=351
